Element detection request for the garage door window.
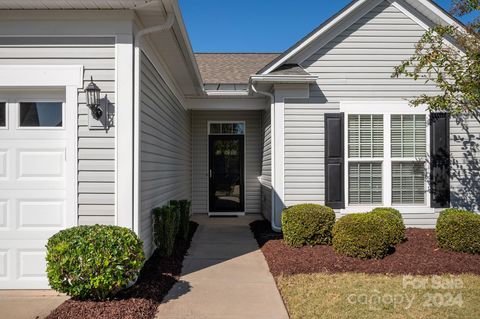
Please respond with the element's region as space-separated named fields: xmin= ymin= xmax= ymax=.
xmin=19 ymin=102 xmax=63 ymax=127
xmin=0 ymin=102 xmax=5 ymax=127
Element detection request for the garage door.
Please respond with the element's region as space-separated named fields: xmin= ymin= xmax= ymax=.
xmin=0 ymin=92 xmax=72 ymax=289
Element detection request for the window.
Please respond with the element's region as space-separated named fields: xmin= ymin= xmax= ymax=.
xmin=347 ymin=113 xmax=427 ymax=206
xmin=391 ymin=114 xmax=427 ymax=205
xmin=347 ymin=115 xmax=384 ymax=205
xmin=19 ymin=102 xmax=63 ymax=127
xmin=0 ymin=102 xmax=5 ymax=127
xmin=209 ymin=122 xmax=245 ymax=135
xmin=349 ymin=162 xmax=382 ymax=204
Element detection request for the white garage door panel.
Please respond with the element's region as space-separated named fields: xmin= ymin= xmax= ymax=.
xmin=0 ymin=95 xmax=70 ymax=289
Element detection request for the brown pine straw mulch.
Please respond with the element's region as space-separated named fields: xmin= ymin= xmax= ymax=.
xmin=250 ymin=220 xmax=480 ymax=277
xmin=46 ymin=222 xmax=198 ymax=319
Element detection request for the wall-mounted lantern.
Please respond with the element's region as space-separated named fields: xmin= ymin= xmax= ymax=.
xmin=85 ymin=76 xmax=103 ymax=120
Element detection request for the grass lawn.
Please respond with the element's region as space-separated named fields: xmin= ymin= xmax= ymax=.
xmin=277 ymin=273 xmax=480 ymax=319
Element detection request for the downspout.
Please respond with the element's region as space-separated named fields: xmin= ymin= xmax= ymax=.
xmin=251 ymin=83 xmax=282 ymax=232
xmin=133 ymin=6 xmax=175 ymax=234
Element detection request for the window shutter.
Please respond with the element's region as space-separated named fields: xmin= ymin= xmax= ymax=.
xmin=430 ymin=113 xmax=450 ymax=208
xmin=325 ymin=113 xmax=345 ymax=209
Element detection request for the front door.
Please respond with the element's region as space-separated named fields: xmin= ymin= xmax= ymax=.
xmin=209 ymin=135 xmax=244 ymax=213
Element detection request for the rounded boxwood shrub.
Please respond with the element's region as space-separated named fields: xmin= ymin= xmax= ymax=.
xmin=436 ymin=208 xmax=480 ymax=254
xmin=332 ymin=213 xmax=391 ymax=259
xmin=46 ymin=225 xmax=145 ymax=300
xmin=281 ymin=204 xmax=336 ymax=247
xmin=371 ymin=208 xmax=406 ymax=245
xmin=372 ymin=207 xmax=402 ymax=220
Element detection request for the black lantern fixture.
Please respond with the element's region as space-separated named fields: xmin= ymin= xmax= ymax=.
xmin=85 ymin=76 xmax=103 ymax=120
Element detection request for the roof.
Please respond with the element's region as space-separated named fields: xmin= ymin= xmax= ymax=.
xmin=195 ymin=53 xmax=280 ymax=84
xmin=269 ymin=64 xmax=310 ymax=76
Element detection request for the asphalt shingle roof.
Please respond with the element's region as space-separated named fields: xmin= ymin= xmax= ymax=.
xmin=195 ymin=53 xmax=280 ymax=84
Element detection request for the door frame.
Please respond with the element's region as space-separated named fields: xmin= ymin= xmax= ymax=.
xmin=207 ymin=121 xmax=246 ymax=216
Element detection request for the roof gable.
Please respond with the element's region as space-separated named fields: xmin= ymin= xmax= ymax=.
xmin=259 ymin=0 xmax=465 ymax=75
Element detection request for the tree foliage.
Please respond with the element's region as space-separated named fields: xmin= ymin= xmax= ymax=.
xmin=392 ymin=0 xmax=479 ymax=122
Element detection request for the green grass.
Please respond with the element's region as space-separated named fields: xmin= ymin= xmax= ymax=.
xmin=277 ymin=273 xmax=480 ymax=319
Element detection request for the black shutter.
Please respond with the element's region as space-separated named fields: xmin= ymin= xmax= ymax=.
xmin=430 ymin=113 xmax=450 ymax=208
xmin=325 ymin=113 xmax=345 ymax=209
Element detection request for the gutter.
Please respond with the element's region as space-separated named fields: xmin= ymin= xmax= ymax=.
xmin=250 ymin=74 xmax=318 ymax=84
xmin=250 ymin=82 xmax=282 ymax=232
xmin=133 ymin=1 xmax=175 ymax=234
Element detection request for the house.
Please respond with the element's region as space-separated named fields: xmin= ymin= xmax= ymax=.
xmin=0 ymin=0 xmax=477 ymax=289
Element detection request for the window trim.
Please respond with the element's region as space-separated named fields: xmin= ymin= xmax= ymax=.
xmin=340 ymin=102 xmax=432 ymax=213
xmin=16 ymin=98 xmax=65 ymax=130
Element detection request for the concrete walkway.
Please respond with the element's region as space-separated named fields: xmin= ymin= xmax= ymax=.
xmin=0 ymin=290 xmax=68 ymax=319
xmin=156 ymin=214 xmax=289 ymax=319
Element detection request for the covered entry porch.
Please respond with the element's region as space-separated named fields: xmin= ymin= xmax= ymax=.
xmin=190 ymin=110 xmax=271 ymax=218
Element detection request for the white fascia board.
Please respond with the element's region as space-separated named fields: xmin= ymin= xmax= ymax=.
xmin=250 ymin=75 xmax=318 ymax=83
xmin=185 ymin=97 xmax=267 ymax=110
xmin=0 ymin=65 xmax=83 ymax=87
xmin=260 ymin=0 xmax=370 ymax=75
xmin=205 ymin=90 xmax=250 ymax=97
xmin=414 ymin=0 xmax=464 ymax=29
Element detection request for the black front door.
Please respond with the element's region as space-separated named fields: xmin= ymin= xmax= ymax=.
xmin=209 ymin=135 xmax=245 ymax=212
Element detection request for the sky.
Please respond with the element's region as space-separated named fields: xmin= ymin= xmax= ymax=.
xmin=178 ymin=0 xmax=477 ymax=53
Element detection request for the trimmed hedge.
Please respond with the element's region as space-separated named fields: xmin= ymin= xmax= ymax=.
xmin=46 ymin=225 xmax=145 ymax=300
xmin=177 ymin=200 xmax=191 ymax=241
xmin=371 ymin=208 xmax=406 ymax=245
xmin=332 ymin=213 xmax=391 ymax=259
xmin=372 ymin=207 xmax=402 ymax=220
xmin=153 ymin=205 xmax=178 ymax=257
xmin=281 ymin=204 xmax=336 ymax=247
xmin=436 ymin=208 xmax=480 ymax=254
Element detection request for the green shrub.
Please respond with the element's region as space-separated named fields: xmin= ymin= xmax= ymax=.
xmin=177 ymin=200 xmax=191 ymax=241
xmin=371 ymin=208 xmax=406 ymax=245
xmin=436 ymin=208 xmax=480 ymax=254
xmin=170 ymin=200 xmax=181 ymax=236
xmin=153 ymin=205 xmax=178 ymax=257
xmin=372 ymin=207 xmax=402 ymax=220
xmin=332 ymin=213 xmax=391 ymax=259
xmin=281 ymin=204 xmax=336 ymax=247
xmin=46 ymin=225 xmax=144 ymax=300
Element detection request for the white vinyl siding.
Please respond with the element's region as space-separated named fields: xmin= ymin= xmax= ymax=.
xmin=0 ymin=36 xmax=116 ymax=225
xmin=261 ymin=108 xmax=272 ymax=220
xmin=192 ymin=110 xmax=262 ymax=214
xmin=284 ymin=101 xmax=339 ymax=206
xmin=450 ymin=116 xmax=480 ymax=212
xmin=139 ymin=53 xmax=192 ymax=255
xmin=348 ymin=162 xmax=383 ymax=204
xmin=302 ymin=0 xmax=438 ymax=101
xmin=392 ymin=162 xmax=425 ymax=205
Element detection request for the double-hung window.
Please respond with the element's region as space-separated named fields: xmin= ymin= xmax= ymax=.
xmin=346 ymin=108 xmax=428 ymax=207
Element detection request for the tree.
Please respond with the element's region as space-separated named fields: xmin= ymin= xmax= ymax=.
xmin=392 ymin=0 xmax=480 ymax=122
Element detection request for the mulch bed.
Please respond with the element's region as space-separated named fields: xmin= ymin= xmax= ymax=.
xmin=250 ymin=220 xmax=480 ymax=277
xmin=46 ymin=222 xmax=198 ymax=319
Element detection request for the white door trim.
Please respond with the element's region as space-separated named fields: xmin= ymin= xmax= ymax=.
xmin=207 ymin=121 xmax=247 ymax=216
xmin=0 ymin=65 xmax=83 ymax=228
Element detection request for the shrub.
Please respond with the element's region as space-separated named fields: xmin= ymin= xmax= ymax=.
xmin=281 ymin=204 xmax=336 ymax=247
xmin=436 ymin=208 xmax=480 ymax=254
xmin=332 ymin=213 xmax=391 ymax=259
xmin=170 ymin=200 xmax=181 ymax=236
xmin=371 ymin=208 xmax=406 ymax=245
xmin=153 ymin=205 xmax=178 ymax=257
xmin=177 ymin=200 xmax=191 ymax=241
xmin=46 ymin=225 xmax=144 ymax=300
xmin=372 ymin=207 xmax=402 ymax=220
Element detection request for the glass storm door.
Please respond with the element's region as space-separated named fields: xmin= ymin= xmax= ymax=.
xmin=209 ymin=135 xmax=245 ymax=212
